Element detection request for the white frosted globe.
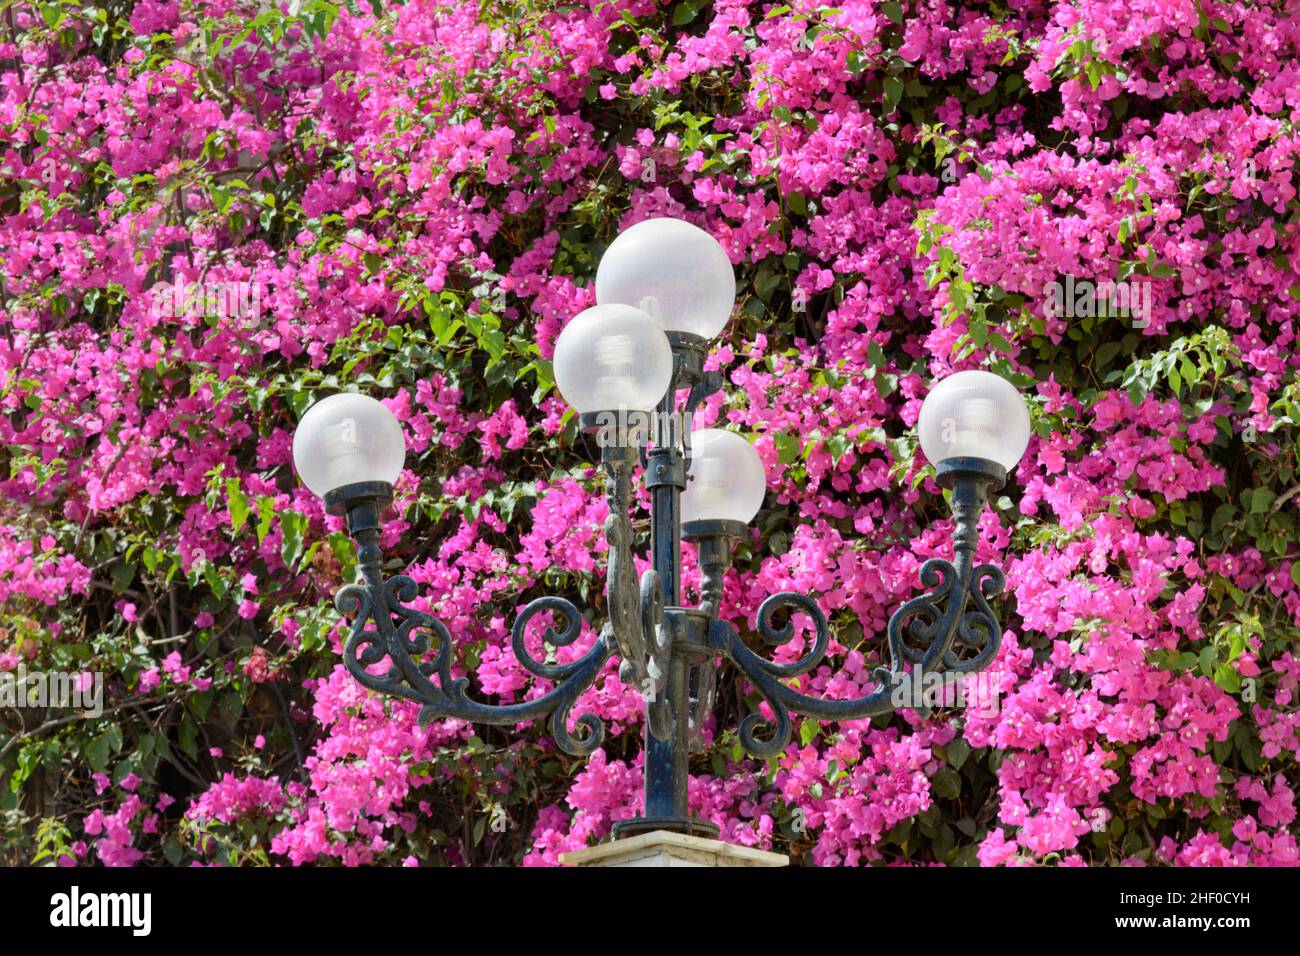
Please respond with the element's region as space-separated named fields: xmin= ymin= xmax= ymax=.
xmin=595 ymin=217 xmax=736 ymax=339
xmin=917 ymin=370 xmax=1030 ymax=471
xmin=552 ymin=303 xmax=673 ymax=413
xmin=681 ymin=429 xmax=767 ymax=524
xmin=292 ymin=392 xmax=406 ymax=497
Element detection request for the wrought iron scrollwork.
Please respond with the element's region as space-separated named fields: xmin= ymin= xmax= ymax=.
xmin=714 ymin=476 xmax=1007 ymax=758
xmin=334 ymin=435 xmax=678 ymax=757
xmin=889 ymin=559 xmax=1005 ymax=674
xmin=337 ymin=522 xmax=611 ymax=756
xmin=333 ymin=461 xmax=1008 ymax=768
xmin=337 ymin=573 xmax=449 ymax=705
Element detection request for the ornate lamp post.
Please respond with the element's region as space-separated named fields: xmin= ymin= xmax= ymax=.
xmin=290 ymin=217 xmax=1031 ymax=842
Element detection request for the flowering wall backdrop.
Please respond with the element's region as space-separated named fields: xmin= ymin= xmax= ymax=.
xmin=2 ymin=0 xmax=1299 ymax=867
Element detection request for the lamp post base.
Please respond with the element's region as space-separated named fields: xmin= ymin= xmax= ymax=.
xmin=560 ymin=830 xmax=789 ymax=868
xmin=609 ymin=815 xmax=719 ymax=841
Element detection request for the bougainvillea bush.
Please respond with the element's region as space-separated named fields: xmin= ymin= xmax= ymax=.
xmin=2 ymin=0 xmax=1299 ymax=867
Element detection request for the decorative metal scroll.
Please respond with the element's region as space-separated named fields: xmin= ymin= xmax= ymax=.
xmin=716 ymin=554 xmax=1006 ymax=758
xmin=337 ymin=528 xmax=611 ymax=756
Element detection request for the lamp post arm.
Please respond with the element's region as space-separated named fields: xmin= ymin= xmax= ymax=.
xmin=333 ymin=493 xmax=614 ymax=757
xmin=708 ymin=467 xmax=1008 ymax=758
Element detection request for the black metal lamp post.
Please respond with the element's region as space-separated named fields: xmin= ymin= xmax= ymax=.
xmin=289 ymin=217 xmax=1032 ymax=841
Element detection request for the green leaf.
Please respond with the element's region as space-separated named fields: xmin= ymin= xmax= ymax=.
xmin=162 ymin=838 xmax=183 ymax=865
xmin=39 ymin=4 xmax=65 ymax=29
xmin=226 ymin=478 xmax=251 ymax=532
xmin=179 ymin=714 xmax=198 ymax=760
xmin=85 ymin=734 xmax=111 ymax=773
xmin=774 ymin=431 xmax=802 ymax=465
xmin=110 ymin=560 xmax=136 ymax=593
xmin=671 ymin=2 xmax=702 ymax=26
xmin=883 ymin=76 xmax=904 ymax=112
xmin=947 ymin=736 xmax=971 ymax=771
xmin=754 ymin=267 xmax=782 ymax=301
xmin=1211 ymin=502 xmax=1236 ymax=535
xmin=1095 ymin=342 xmax=1122 ymax=367
xmin=1213 ymin=663 xmax=1241 ymax=694
xmin=931 ymin=766 xmax=962 ymax=799
xmin=886 ymin=817 xmax=913 ymax=846
xmin=329 ymin=530 xmax=358 ymax=581
xmin=1198 ymin=645 xmax=1217 ymax=678
xmin=256 ymin=497 xmax=275 ymax=544
xmin=279 ymin=510 xmax=308 ymax=570
xmin=1250 ymin=488 xmax=1275 ymax=513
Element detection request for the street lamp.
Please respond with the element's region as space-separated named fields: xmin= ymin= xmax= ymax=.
xmin=290 ymin=216 xmax=1031 ymax=840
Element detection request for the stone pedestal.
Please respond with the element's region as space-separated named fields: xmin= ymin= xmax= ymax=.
xmin=560 ymin=830 xmax=789 ymax=868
